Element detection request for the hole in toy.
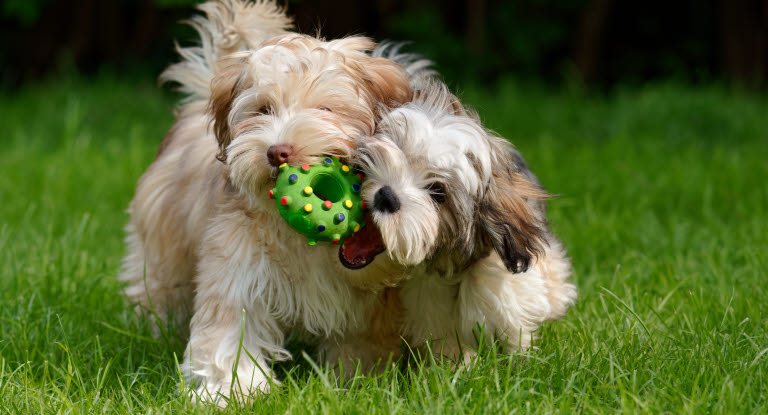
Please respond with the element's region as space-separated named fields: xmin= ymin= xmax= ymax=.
xmin=311 ymin=173 xmax=344 ymax=203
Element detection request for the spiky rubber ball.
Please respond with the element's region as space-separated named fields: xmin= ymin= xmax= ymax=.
xmin=270 ymin=157 xmax=366 ymax=245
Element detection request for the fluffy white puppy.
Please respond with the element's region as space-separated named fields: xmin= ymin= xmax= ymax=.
xmin=351 ymin=80 xmax=577 ymax=360
xmin=118 ymin=0 xmax=412 ymax=405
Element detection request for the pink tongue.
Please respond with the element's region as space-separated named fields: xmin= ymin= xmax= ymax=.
xmin=339 ymin=215 xmax=385 ymax=269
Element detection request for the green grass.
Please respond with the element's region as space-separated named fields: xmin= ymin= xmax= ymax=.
xmin=1 ymin=75 xmax=767 ymax=413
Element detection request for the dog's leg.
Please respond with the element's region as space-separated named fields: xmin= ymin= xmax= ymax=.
xmin=318 ymin=332 xmax=400 ymax=379
xmin=183 ymin=288 xmax=286 ymax=407
xmin=538 ymin=237 xmax=578 ymax=321
xmin=319 ymin=287 xmax=403 ymax=377
xmin=181 ymin=212 xmax=290 ymax=407
xmin=398 ymin=274 xmax=476 ymax=364
xmin=457 ymin=252 xmax=553 ymax=352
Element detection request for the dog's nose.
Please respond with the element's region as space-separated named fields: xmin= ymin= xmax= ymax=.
xmin=266 ymin=144 xmax=294 ymax=166
xmin=373 ymin=186 xmax=401 ymax=213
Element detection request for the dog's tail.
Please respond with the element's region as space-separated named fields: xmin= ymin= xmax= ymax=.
xmin=372 ymin=42 xmax=436 ymax=89
xmin=161 ymin=0 xmax=292 ymax=101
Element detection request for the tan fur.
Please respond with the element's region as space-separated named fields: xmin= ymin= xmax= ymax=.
xmin=119 ymin=0 xmax=412 ymax=407
xmin=319 ymin=287 xmax=405 ymax=375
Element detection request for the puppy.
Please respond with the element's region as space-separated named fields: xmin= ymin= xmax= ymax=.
xmin=351 ymin=79 xmax=577 ymax=361
xmin=118 ymin=0 xmax=412 ymax=405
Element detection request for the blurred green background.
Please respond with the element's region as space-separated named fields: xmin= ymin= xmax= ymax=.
xmin=3 ymin=0 xmax=768 ymax=89
xmin=2 ymin=1 xmax=768 ymax=412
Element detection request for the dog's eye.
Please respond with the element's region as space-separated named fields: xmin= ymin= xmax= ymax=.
xmin=426 ymin=182 xmax=446 ymax=204
xmin=256 ymin=104 xmax=273 ymax=115
xmin=318 ymin=107 xmax=332 ymax=112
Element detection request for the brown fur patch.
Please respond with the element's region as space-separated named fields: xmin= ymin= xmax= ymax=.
xmin=208 ymin=60 xmax=252 ymax=162
xmin=362 ymin=57 xmax=413 ymax=108
xmin=479 ymin=141 xmax=551 ymax=273
xmin=344 ymin=57 xmax=413 ymax=120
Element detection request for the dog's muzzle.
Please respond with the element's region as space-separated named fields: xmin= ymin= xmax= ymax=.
xmin=373 ymin=186 xmax=401 ymax=213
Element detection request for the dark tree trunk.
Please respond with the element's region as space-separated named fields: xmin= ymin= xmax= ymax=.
xmin=572 ymin=0 xmax=613 ymax=84
xmin=720 ymin=0 xmax=768 ymax=87
xmin=466 ymin=0 xmax=486 ymax=58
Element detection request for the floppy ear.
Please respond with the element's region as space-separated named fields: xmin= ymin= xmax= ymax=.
xmin=361 ymin=57 xmax=413 ymax=108
xmin=208 ymin=59 xmax=252 ymax=162
xmin=479 ymin=142 xmax=550 ymax=273
xmin=343 ymin=56 xmax=412 ymax=123
xmin=326 ymin=37 xmax=412 ymax=116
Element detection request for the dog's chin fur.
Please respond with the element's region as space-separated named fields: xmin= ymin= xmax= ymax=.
xmin=354 ymin=79 xmax=578 ymax=360
xmin=119 ymin=0 xmax=411 ymax=407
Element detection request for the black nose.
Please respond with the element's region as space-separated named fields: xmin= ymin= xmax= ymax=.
xmin=373 ymin=186 xmax=401 ymax=213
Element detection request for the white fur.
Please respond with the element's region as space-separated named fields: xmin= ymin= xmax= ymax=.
xmin=355 ymin=80 xmax=578 ymax=359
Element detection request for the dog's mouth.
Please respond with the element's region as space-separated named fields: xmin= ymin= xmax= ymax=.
xmin=339 ymin=212 xmax=385 ymax=269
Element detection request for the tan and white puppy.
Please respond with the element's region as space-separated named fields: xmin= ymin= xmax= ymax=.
xmin=351 ymin=79 xmax=577 ymax=361
xmin=118 ymin=0 xmax=411 ymax=406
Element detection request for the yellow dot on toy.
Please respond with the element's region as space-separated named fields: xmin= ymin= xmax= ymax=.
xmin=342 ymin=165 xmax=350 ymax=172
xmin=279 ymin=163 xmax=287 ymax=168
xmin=304 ymin=203 xmax=313 ymax=212
xmin=354 ymin=224 xmax=360 ymax=232
xmin=345 ymin=200 xmax=353 ymax=209
xmin=304 ymin=186 xmax=313 ymax=195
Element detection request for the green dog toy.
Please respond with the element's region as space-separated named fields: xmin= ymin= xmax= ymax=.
xmin=269 ymin=157 xmax=367 ymax=245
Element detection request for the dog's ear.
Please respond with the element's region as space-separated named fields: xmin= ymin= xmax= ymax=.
xmin=343 ymin=56 xmax=412 ymax=130
xmin=478 ymin=142 xmax=550 ymax=273
xmin=208 ymin=60 xmax=252 ymax=162
xmin=361 ymin=57 xmax=413 ymax=108
xmin=327 ymin=37 xmax=412 ymax=122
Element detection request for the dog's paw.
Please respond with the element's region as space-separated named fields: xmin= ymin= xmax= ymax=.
xmin=186 ymin=372 xmax=276 ymax=407
xmin=187 ymin=381 xmax=227 ymax=408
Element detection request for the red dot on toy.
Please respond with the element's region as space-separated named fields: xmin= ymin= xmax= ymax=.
xmin=361 ymin=200 xmax=367 ymax=209
xmin=358 ymin=173 xmax=364 ymax=180
xmin=301 ymin=164 xmax=310 ymax=171
xmin=268 ymin=190 xmax=274 ymax=198
xmin=324 ymin=200 xmax=332 ymax=209
xmin=280 ymin=196 xmax=289 ymax=206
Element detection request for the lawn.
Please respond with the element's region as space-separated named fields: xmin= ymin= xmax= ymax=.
xmin=0 ymin=75 xmax=766 ymax=413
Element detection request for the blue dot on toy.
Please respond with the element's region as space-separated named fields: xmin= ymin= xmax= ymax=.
xmin=337 ymin=213 xmax=345 ymax=222
xmin=289 ymin=174 xmax=298 ymax=183
xmin=317 ymin=225 xmax=326 ymax=232
xmin=352 ymin=184 xmax=360 ymax=192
